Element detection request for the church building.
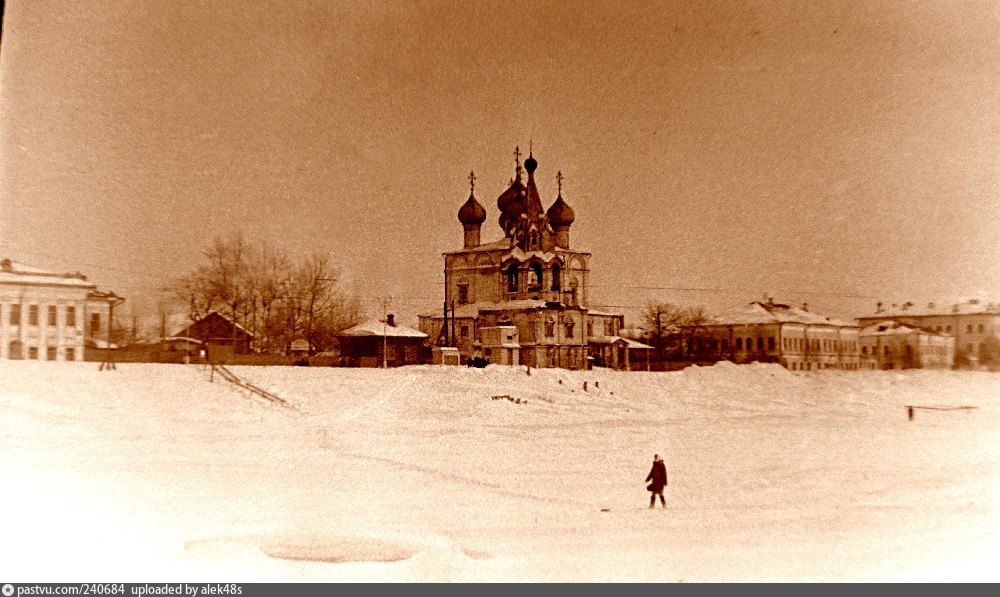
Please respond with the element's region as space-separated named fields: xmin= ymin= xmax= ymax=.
xmin=418 ymin=148 xmax=630 ymax=369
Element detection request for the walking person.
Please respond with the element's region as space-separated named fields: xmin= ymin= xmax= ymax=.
xmin=645 ymin=454 xmax=668 ymax=508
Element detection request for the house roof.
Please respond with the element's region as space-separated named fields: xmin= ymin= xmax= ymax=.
xmin=175 ymin=310 xmax=255 ymax=337
xmin=588 ymin=335 xmax=653 ymax=349
xmin=338 ymin=318 xmax=428 ymax=338
xmin=0 ymin=258 xmax=97 ymax=290
xmin=862 ymin=300 xmax=1000 ymax=319
xmin=420 ymin=299 xmax=608 ymax=320
xmin=705 ymin=301 xmax=856 ymax=327
xmin=421 ymin=299 xmax=551 ymax=319
xmin=860 ymin=320 xmax=951 ymax=337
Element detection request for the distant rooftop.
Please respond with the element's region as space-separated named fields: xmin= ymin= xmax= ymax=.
xmin=0 ymin=258 xmax=96 ymax=289
xmin=706 ymin=301 xmax=856 ymax=327
xmin=860 ymin=320 xmax=951 ymax=337
xmin=338 ymin=318 xmax=427 ymax=338
xmin=863 ymin=299 xmax=1000 ymax=318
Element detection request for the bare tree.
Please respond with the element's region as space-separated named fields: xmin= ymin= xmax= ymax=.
xmin=643 ymin=302 xmax=709 ymax=359
xmin=170 ymin=231 xmax=362 ymax=356
xmin=289 ymin=252 xmax=362 ymax=355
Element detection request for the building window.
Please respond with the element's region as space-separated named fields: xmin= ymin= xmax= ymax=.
xmin=551 ymin=264 xmax=561 ymax=291
xmin=91 ymin=313 xmax=101 ymax=334
xmin=457 ymin=283 xmax=469 ymax=305
xmin=66 ymin=306 xmax=76 ymax=327
xmin=8 ymin=341 xmax=22 ymax=359
xmin=967 ymin=324 xmax=973 ymax=333
xmin=587 ymin=322 xmax=593 ymax=337
xmin=29 ymin=305 xmax=39 ymax=326
xmin=65 ymin=348 xmax=75 ymax=362
xmin=862 ymin=346 xmax=868 ymax=356
xmin=46 ymin=346 xmax=57 ymax=361
xmin=768 ymin=337 xmax=775 ymax=351
xmin=28 ymin=346 xmax=38 ymax=359
xmin=977 ymin=324 xmax=984 ymax=333
xmin=736 ymin=338 xmax=742 ymax=350
xmin=756 ymin=337 xmax=763 ymax=351
xmin=528 ymin=263 xmax=543 ymax=292
xmin=507 ymin=264 xmax=519 ymax=293
xmin=884 ymin=346 xmax=890 ymax=356
xmin=565 ymin=321 xmax=574 ymax=338
xmin=545 ymin=320 xmax=555 ymax=337
xmin=48 ymin=305 xmax=57 ymax=326
xmin=10 ymin=304 xmax=20 ymax=326
xmin=721 ymin=339 xmax=728 ymax=351
xmin=946 ymin=325 xmax=951 ymax=333
xmin=460 ymin=325 xmax=469 ymax=339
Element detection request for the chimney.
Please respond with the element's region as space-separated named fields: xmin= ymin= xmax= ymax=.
xmin=927 ymin=302 xmax=935 ymax=309
xmin=0 ymin=258 xmax=11 ymax=272
xmin=801 ymin=303 xmax=808 ymax=312
xmin=386 ymin=313 xmax=396 ymax=327
xmin=876 ymin=301 xmax=883 ymax=313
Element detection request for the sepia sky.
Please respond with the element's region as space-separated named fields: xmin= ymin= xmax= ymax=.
xmin=1 ymin=0 xmax=998 ymax=325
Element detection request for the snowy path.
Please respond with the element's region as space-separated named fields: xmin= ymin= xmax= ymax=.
xmin=1 ymin=361 xmax=998 ymax=581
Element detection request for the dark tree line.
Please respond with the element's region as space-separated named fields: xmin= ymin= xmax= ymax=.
xmin=643 ymin=301 xmax=710 ymax=360
xmin=171 ymin=231 xmax=362 ymax=355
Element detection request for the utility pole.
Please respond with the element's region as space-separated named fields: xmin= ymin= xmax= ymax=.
xmin=99 ymin=292 xmax=125 ymax=371
xmin=378 ymin=295 xmax=392 ymax=368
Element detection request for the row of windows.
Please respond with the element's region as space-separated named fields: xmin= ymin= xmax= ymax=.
xmin=506 ymin=263 xmax=562 ymax=293
xmin=789 ymin=362 xmax=860 ymax=371
xmin=725 ymin=336 xmax=857 ymax=353
xmin=927 ymin=323 xmax=990 ymax=334
xmin=6 ymin=342 xmax=78 ymax=361
xmin=861 ymin=344 xmax=950 ymax=357
xmin=6 ymin=304 xmax=97 ymax=329
xmin=457 ymin=320 xmax=616 ymax=342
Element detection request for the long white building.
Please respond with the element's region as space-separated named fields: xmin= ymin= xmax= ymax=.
xmin=0 ymin=258 xmax=121 ymax=361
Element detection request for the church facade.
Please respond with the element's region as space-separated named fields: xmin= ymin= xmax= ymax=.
xmin=418 ymin=148 xmax=630 ymax=369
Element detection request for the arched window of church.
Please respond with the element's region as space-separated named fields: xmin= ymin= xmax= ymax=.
xmin=551 ymin=264 xmax=561 ymax=291
xmin=457 ymin=283 xmax=469 ymax=305
xmin=545 ymin=320 xmax=555 ymax=338
xmin=529 ymin=263 xmax=543 ymax=292
xmin=568 ymin=279 xmax=578 ymax=306
xmin=529 ymin=229 xmax=538 ymax=250
xmin=565 ymin=320 xmax=574 ymax=338
xmin=507 ymin=264 xmax=519 ymax=293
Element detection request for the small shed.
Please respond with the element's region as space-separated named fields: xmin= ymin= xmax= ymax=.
xmin=337 ymin=314 xmax=428 ymax=367
xmin=175 ymin=311 xmax=254 ymax=355
xmin=588 ymin=336 xmax=653 ymax=371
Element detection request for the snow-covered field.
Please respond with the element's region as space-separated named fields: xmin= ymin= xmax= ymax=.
xmin=1 ymin=360 xmax=998 ymax=582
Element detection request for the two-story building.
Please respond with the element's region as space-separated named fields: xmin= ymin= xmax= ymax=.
xmin=856 ymin=300 xmax=999 ymax=367
xmin=684 ymin=300 xmax=861 ymax=371
xmin=0 ymin=258 xmax=121 ymax=361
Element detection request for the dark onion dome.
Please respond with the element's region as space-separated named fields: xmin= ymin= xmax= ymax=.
xmin=458 ymin=192 xmax=486 ymax=225
xmin=496 ymin=178 xmax=524 ymax=213
xmin=546 ymin=194 xmax=575 ymax=227
xmin=524 ymin=153 xmax=538 ymax=174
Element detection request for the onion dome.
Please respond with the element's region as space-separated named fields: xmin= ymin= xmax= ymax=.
xmin=524 ymin=153 xmax=537 ymax=174
xmin=496 ymin=179 xmax=524 ymax=213
xmin=458 ymin=192 xmax=486 ymax=225
xmin=547 ymin=194 xmax=575 ymax=227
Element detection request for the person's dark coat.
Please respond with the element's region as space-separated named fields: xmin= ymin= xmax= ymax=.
xmin=645 ymin=460 xmax=668 ymax=493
